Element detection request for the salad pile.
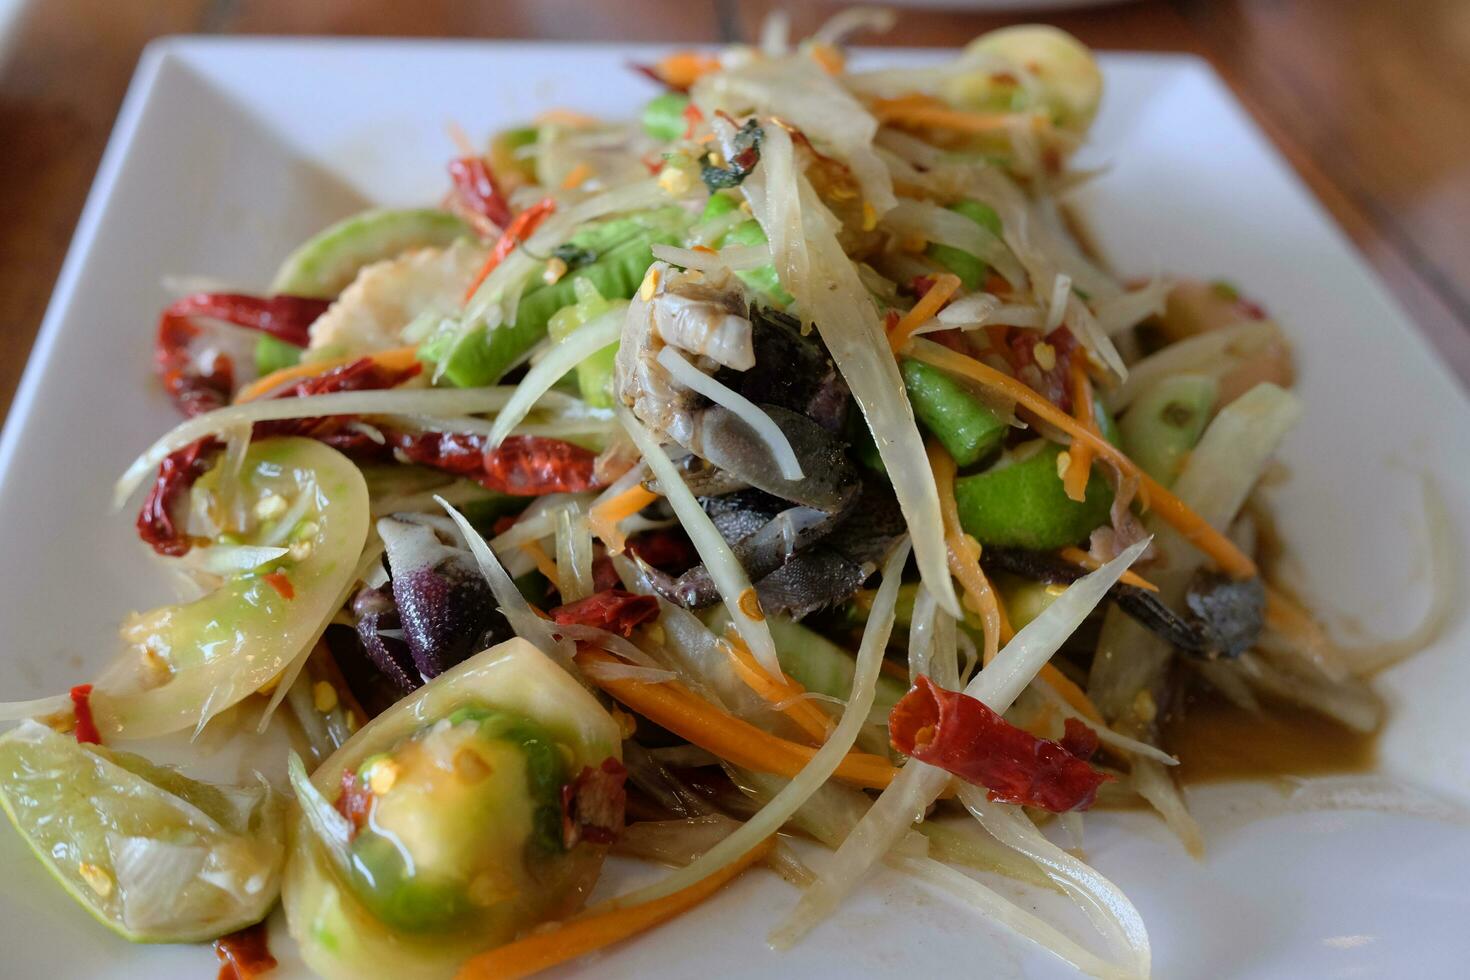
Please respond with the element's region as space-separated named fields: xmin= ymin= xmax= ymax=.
xmin=1 ymin=14 xmax=1446 ymax=980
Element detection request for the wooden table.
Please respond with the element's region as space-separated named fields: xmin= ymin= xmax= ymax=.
xmin=3 ymin=0 xmax=1468 ymax=420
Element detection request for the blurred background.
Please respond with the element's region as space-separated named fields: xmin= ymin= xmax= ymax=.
xmin=1 ymin=0 xmax=1467 ymax=418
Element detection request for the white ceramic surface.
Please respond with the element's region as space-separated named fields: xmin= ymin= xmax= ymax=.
xmin=0 ymin=39 xmax=1467 ymax=980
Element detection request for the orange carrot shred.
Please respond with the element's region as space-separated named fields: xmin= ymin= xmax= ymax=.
xmin=1062 ymin=360 xmax=1096 ymax=503
xmin=870 ymin=93 xmax=1042 ymax=135
xmin=1058 ymin=546 xmax=1159 ymax=593
xmin=234 ymin=346 xmax=420 ymax=404
xmin=1037 ymin=664 xmax=1104 ymax=724
xmin=589 ymin=485 xmax=658 ymax=554
xmin=653 ymin=51 xmax=722 ymax=90
xmin=929 ymin=441 xmax=1009 ymax=662
xmin=454 ymin=838 xmax=773 ymax=980
xmin=520 ymin=540 xmax=560 ymax=582
xmin=723 ymin=635 xmax=832 ymax=744
xmin=808 ymin=42 xmax=845 ymax=75
xmin=888 ymin=273 xmax=961 ymax=352
xmin=575 ymin=649 xmax=898 ymax=790
xmin=560 ymin=162 xmax=594 ymax=190
xmin=905 ymin=340 xmax=1258 ymax=580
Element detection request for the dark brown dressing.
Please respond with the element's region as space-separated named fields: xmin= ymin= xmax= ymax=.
xmin=1161 ymin=686 xmax=1378 ymax=784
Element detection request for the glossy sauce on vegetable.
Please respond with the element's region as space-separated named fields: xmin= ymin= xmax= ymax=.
xmin=1162 ymin=686 xmax=1378 ymax=784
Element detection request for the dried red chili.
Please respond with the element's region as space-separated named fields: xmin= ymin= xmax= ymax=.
xmin=154 ymin=293 xmax=331 ymax=417
xmin=889 ymin=676 xmax=1110 ymax=812
xmin=910 ymin=274 xmax=938 ymax=300
xmin=448 ymin=155 xmax=513 ymax=228
xmin=136 ymin=437 xmax=223 ymax=556
xmin=168 ymin=293 xmax=330 ymax=347
xmin=550 ymin=589 xmax=660 ymax=639
xmin=561 ymin=757 xmax=628 ymax=848
xmin=1059 ymin=717 xmax=1101 ymax=761
xmin=69 ymin=684 xmax=102 ymax=745
xmin=392 ymin=430 xmax=492 ymax=478
xmin=590 ymin=556 xmax=623 ymax=593
xmin=481 ymin=435 xmax=601 ymax=495
xmin=214 ymin=921 xmax=277 ymax=980
xmin=137 ymin=357 xmax=420 ymax=556
xmin=255 ymin=357 xmax=422 ymax=454
xmin=156 ymin=314 xmax=233 ymax=418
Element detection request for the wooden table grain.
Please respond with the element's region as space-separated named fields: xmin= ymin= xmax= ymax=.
xmin=2 ymin=0 xmax=1468 ymax=421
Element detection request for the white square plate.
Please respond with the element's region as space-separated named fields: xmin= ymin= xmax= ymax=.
xmin=2 ymin=39 xmax=1468 ymax=980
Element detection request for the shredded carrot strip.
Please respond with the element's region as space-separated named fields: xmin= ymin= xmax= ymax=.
xmin=1058 ymin=546 xmax=1158 ymax=592
xmin=870 ymin=94 xmax=1038 ymax=135
xmin=520 ymin=540 xmax=560 ymax=582
xmin=1062 ymin=361 xmax=1096 ymax=503
xmin=723 ymin=635 xmax=832 ymax=744
xmin=905 ymin=341 xmax=1259 ymax=580
xmin=808 ymin=42 xmax=845 ymax=75
xmin=234 ymin=345 xmax=420 ymax=404
xmin=887 ymin=273 xmax=961 ymax=352
xmin=928 ymin=441 xmax=1008 ymax=663
xmin=1038 ymin=664 xmax=1104 ymax=724
xmin=534 ymin=108 xmax=601 ymax=128
xmin=588 ymin=485 xmax=658 ymax=554
xmin=560 ymin=162 xmax=594 ymax=190
xmin=928 ymin=439 xmax=1105 ymax=721
xmin=575 ymin=649 xmax=898 ymax=790
xmin=653 ymin=51 xmax=722 ymax=90
xmin=455 ymin=837 xmax=774 ymax=980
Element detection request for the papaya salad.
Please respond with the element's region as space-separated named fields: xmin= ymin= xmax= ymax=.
xmin=0 ymin=16 xmax=1447 ymax=980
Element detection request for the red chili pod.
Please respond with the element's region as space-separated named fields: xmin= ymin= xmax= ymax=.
xmin=136 ymin=437 xmax=223 ymax=556
xmin=550 ymin=589 xmax=661 ymax=639
xmin=69 ymin=685 xmax=102 ymax=745
xmin=561 ymin=757 xmax=629 ymax=849
xmin=889 ymin=676 xmax=1110 ymax=812
xmin=154 ymin=292 xmax=331 ymax=417
xmin=448 ymin=156 xmax=513 ymax=228
xmin=481 ymin=435 xmax=601 ymax=495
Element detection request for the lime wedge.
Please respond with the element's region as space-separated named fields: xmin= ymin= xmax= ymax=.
xmin=0 ymin=721 xmax=285 ymax=943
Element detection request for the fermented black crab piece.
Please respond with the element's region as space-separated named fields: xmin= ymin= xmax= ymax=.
xmin=979 ymin=547 xmax=1266 ymax=659
xmin=642 ymin=305 xmax=854 ymax=502
xmin=376 ymin=514 xmax=513 ymax=681
xmin=644 ymin=488 xmax=853 ymax=608
xmin=753 ymin=475 xmax=908 ymax=619
xmin=714 ymin=305 xmax=850 ymax=435
xmin=682 ymin=404 xmax=859 ymax=513
xmin=350 ymin=584 xmax=420 ymax=695
xmin=645 ymin=466 xmax=904 ymax=620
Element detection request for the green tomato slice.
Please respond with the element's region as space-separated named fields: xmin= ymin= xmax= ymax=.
xmin=0 ymin=721 xmax=285 ymax=943
xmin=960 ymin=26 xmax=1103 ymax=134
xmin=271 ymin=208 xmax=474 ymax=300
xmin=94 ymin=438 xmax=369 ymax=740
xmin=283 ymin=637 xmax=621 ymax=980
